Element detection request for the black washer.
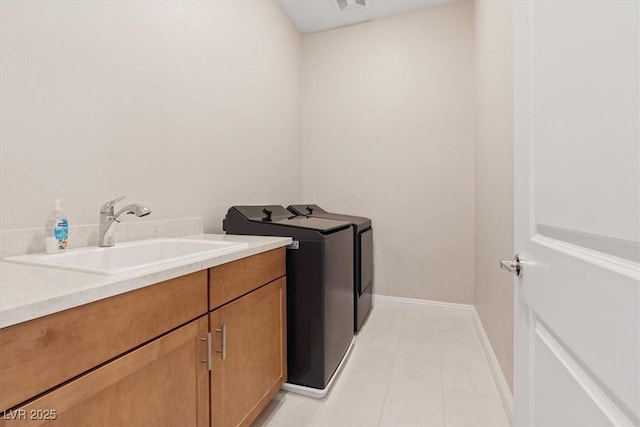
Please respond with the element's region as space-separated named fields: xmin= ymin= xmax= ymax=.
xmin=223 ymin=205 xmax=354 ymax=390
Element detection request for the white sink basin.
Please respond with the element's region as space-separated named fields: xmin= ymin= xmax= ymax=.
xmin=3 ymin=238 xmax=249 ymax=275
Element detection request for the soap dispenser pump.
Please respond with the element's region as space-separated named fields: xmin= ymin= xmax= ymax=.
xmin=45 ymin=199 xmax=69 ymax=254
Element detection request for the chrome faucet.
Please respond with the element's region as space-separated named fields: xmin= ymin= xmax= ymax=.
xmin=99 ymin=196 xmax=152 ymax=247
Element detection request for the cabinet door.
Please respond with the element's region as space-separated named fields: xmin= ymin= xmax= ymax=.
xmin=0 ymin=316 xmax=209 ymax=427
xmin=210 ymin=278 xmax=287 ymax=427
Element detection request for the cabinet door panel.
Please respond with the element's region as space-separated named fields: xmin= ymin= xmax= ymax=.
xmin=210 ymin=278 xmax=287 ymax=427
xmin=0 ymin=316 xmax=209 ymax=427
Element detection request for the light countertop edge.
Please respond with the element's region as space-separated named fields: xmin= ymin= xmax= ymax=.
xmin=0 ymin=234 xmax=292 ymax=329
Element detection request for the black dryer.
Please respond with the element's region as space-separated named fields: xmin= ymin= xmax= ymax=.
xmin=288 ymin=204 xmax=373 ymax=332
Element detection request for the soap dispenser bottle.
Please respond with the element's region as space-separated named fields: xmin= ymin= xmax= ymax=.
xmin=45 ymin=199 xmax=69 ymax=254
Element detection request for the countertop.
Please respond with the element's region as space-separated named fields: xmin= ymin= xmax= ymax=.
xmin=0 ymin=234 xmax=292 ymax=329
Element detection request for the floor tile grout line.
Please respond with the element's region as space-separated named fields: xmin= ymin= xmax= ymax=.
xmin=375 ymin=307 xmax=406 ymax=426
xmin=442 ymin=385 xmax=503 ymax=400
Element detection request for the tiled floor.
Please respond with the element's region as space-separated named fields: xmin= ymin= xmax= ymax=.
xmin=254 ymin=299 xmax=510 ymax=427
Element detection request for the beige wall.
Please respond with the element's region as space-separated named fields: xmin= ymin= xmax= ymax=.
xmin=301 ymin=1 xmax=476 ymax=303
xmin=474 ymin=0 xmax=514 ymax=390
xmin=2 ymin=0 xmax=513 ymax=386
xmin=0 ymin=1 xmax=301 ymax=232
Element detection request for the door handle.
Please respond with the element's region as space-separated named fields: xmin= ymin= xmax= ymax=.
xmin=500 ymin=254 xmax=524 ymax=277
xmin=200 ymin=333 xmax=211 ymax=371
xmin=215 ymin=324 xmax=226 ymax=360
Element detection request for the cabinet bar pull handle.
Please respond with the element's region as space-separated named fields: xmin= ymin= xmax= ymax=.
xmin=215 ymin=324 xmax=226 ymax=360
xmin=200 ymin=333 xmax=211 ymax=371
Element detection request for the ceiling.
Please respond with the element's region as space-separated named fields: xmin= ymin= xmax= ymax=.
xmin=277 ymin=0 xmax=451 ymax=34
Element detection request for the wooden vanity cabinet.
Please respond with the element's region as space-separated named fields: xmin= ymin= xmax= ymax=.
xmin=208 ymin=248 xmax=287 ymax=427
xmin=0 ymin=247 xmax=288 ymax=427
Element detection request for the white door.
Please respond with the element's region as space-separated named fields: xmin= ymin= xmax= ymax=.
xmin=512 ymin=1 xmax=640 ymax=426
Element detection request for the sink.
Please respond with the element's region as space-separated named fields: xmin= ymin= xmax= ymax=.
xmin=3 ymin=238 xmax=249 ymax=275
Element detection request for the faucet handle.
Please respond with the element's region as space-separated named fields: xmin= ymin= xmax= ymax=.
xmin=101 ymin=196 xmax=126 ymax=213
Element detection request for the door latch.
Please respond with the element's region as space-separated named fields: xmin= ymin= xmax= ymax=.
xmin=500 ymin=254 xmax=524 ymax=277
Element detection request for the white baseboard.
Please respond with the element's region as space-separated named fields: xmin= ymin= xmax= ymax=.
xmin=373 ymin=294 xmax=474 ymax=312
xmin=471 ymin=308 xmax=514 ymax=423
xmin=373 ymin=293 xmax=514 ymax=423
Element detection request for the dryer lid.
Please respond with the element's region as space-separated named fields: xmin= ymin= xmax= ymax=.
xmin=229 ymin=205 xmax=351 ymax=233
xmin=287 ymin=204 xmax=372 ymax=230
